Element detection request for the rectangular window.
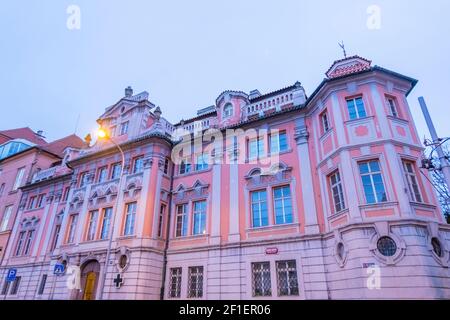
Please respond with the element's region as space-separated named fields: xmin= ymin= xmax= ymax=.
xmin=169 ymin=268 xmax=182 ymax=298
xmin=62 ymin=186 xmax=70 ymax=202
xmin=1 ymin=279 xmax=10 ymax=295
xmin=188 ymin=266 xmax=204 ymax=298
xmin=1 ymin=205 xmax=13 ymax=232
xmin=195 ymin=154 xmax=208 ymax=171
xmin=163 ymin=158 xmax=170 ymax=175
xmin=276 ymin=260 xmax=299 ymax=296
xmin=12 ymin=167 xmax=25 ymax=191
xmin=37 ymin=274 xmax=47 ymax=295
xmin=386 ymin=97 xmax=399 ymax=117
xmin=110 ymin=126 xmax=116 ymax=137
xmin=79 ymin=172 xmax=89 ymax=187
xmin=124 ymin=202 xmax=137 ymax=236
xmin=28 ymin=196 xmax=37 ymax=210
xmin=270 ymin=131 xmax=288 ymax=154
xmin=329 ymin=171 xmax=346 ymax=213
xmin=86 ymin=210 xmax=98 ymax=241
xmin=192 ymin=201 xmax=206 ymax=235
xmin=50 ymin=225 xmax=61 ymax=251
xmin=403 ymin=161 xmax=423 ymax=203
xmin=251 ymin=190 xmax=268 ymax=228
xmin=10 ymin=276 xmax=21 ymax=295
xmin=179 ymin=159 xmax=191 ymax=175
xmin=97 ymin=167 xmax=108 ymax=183
xmin=321 ymin=112 xmax=330 ymax=133
xmin=273 ymin=186 xmax=293 ymax=225
xmin=23 ymin=230 xmax=34 ymax=255
xmin=36 ymin=194 xmax=45 ymax=208
xmin=15 ymin=231 xmax=26 ymax=256
xmin=110 ymin=163 xmax=122 ymax=180
xmin=100 ymin=207 xmax=113 ymax=240
xmin=346 ymin=97 xmax=367 ymax=120
xmin=176 ymin=204 xmax=188 ymax=237
xmin=248 ymin=137 xmax=265 ymax=160
xmin=120 ymin=121 xmax=129 ymax=135
xmin=252 ymin=262 xmax=271 ymax=297
xmin=67 ymin=214 xmax=78 ymax=243
xmin=359 ymin=160 xmax=387 ymax=204
xmin=158 ymin=204 xmax=166 ymax=238
xmin=133 ymin=156 xmax=144 ymax=174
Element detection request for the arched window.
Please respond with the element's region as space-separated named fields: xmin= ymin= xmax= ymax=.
xmin=223 ymin=103 xmax=233 ymax=118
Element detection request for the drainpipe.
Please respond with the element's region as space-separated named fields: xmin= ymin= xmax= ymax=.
xmin=160 ymin=162 xmax=175 ymax=300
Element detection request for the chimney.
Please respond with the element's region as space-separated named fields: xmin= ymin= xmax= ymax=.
xmin=125 ymin=86 xmax=133 ymax=98
xmin=36 ymin=130 xmax=45 ymax=137
xmin=249 ymin=89 xmax=261 ymax=100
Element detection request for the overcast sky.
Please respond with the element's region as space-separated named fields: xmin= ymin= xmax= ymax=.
xmin=0 ymin=0 xmax=449 ymax=142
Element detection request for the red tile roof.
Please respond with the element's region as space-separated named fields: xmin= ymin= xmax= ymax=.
xmin=43 ymin=134 xmax=87 ymax=156
xmin=0 ymin=127 xmax=47 ymax=145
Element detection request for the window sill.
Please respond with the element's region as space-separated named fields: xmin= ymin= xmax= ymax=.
xmin=344 ymin=115 xmax=374 ymax=125
xmin=328 ymin=208 xmax=349 ymax=221
xmin=359 ymin=201 xmax=398 ymax=209
xmin=171 ymin=234 xmax=209 ymax=241
xmin=176 ymin=167 xmax=212 ymax=178
xmin=410 ymin=202 xmax=436 ymax=210
xmin=387 ymin=115 xmax=408 ymax=123
xmin=246 ymin=222 xmax=299 ymax=233
xmin=319 ymin=128 xmax=333 ymax=140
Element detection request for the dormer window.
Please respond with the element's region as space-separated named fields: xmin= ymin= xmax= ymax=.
xmin=223 ymin=103 xmax=233 ymax=118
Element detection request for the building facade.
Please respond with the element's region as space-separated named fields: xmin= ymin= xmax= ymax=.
xmin=0 ymin=56 xmax=449 ymax=300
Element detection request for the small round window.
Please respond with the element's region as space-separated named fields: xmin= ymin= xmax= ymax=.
xmin=377 ymin=236 xmax=397 ymax=257
xmin=119 ymin=255 xmax=128 ymax=269
xmin=337 ymin=242 xmax=345 ymax=260
xmin=431 ymin=238 xmax=443 ymax=258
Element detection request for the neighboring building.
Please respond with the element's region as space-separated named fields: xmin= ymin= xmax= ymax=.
xmin=0 ymin=56 xmax=449 ymax=300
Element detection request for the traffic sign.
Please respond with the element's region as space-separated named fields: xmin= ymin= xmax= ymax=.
xmin=53 ymin=263 xmax=66 ymax=276
xmin=6 ymin=268 xmax=17 ymax=282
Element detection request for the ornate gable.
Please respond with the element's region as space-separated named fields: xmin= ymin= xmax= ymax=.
xmin=325 ymin=56 xmax=372 ymax=79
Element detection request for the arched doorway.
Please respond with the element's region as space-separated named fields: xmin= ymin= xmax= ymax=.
xmin=78 ymin=260 xmax=100 ymax=300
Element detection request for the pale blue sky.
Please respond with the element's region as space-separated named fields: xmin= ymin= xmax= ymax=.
xmin=0 ymin=0 xmax=449 ymax=142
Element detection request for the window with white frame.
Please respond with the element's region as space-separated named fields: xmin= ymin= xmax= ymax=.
xmin=248 ymin=137 xmax=265 ymax=160
xmin=270 ymin=131 xmax=288 ymax=154
xmin=66 ymin=214 xmax=78 ymax=244
xmin=86 ymin=210 xmax=98 ymax=241
xmin=321 ymin=111 xmax=330 ymax=133
xmin=110 ymin=163 xmax=122 ymax=180
xmin=158 ymin=204 xmax=166 ymax=238
xmin=346 ymin=97 xmax=367 ymax=120
xmin=12 ymin=167 xmax=25 ymax=191
xmin=124 ymin=202 xmax=137 ymax=236
xmin=252 ymin=262 xmax=271 ymax=297
xmin=192 ymin=201 xmax=206 ymax=235
xmin=176 ymin=204 xmax=188 ymax=237
xmin=179 ymin=159 xmax=191 ymax=175
xmin=329 ymin=171 xmax=346 ymax=213
xmin=97 ymin=166 xmax=108 ymax=183
xmin=251 ymin=190 xmax=268 ymax=228
xmin=100 ymin=207 xmax=112 ymax=240
xmin=403 ymin=161 xmax=423 ymax=203
xmin=386 ymin=97 xmax=399 ymax=117
xmin=273 ymin=186 xmax=293 ymax=225
xmin=195 ymin=154 xmax=208 ymax=171
xmin=276 ymin=260 xmax=299 ymax=296
xmin=169 ymin=267 xmax=182 ymax=298
xmin=1 ymin=205 xmax=13 ymax=232
xmin=187 ymin=266 xmax=204 ymax=298
xmin=359 ymin=160 xmax=387 ymax=204
xmin=120 ymin=121 xmax=129 ymax=135
xmin=133 ymin=156 xmax=144 ymax=174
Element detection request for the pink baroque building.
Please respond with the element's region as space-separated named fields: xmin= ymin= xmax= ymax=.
xmin=1 ymin=56 xmax=449 ymax=300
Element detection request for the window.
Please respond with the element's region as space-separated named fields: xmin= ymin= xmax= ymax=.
xmin=251 ymin=190 xmax=268 ymax=228
xmin=120 ymin=121 xmax=129 ymax=135
xmin=403 ymin=161 xmax=422 ymax=203
xmin=179 ymin=159 xmax=191 ymax=175
xmin=158 ymin=204 xmax=166 ymax=238
xmin=10 ymin=276 xmax=21 ymax=295
xmin=124 ymin=202 xmax=137 ymax=236
xmin=329 ymin=171 xmax=346 ymax=213
xmin=1 ymin=205 xmax=13 ymax=232
xmin=37 ymin=274 xmax=47 ymax=295
xmin=1 ymin=279 xmax=10 ymax=295
xmin=27 ymin=196 xmax=37 ymax=210
xmin=359 ymin=160 xmax=387 ymax=204
xmin=248 ymin=137 xmax=265 ymax=160
xmin=223 ymin=103 xmax=233 ymax=118
xmin=79 ymin=172 xmax=89 ymax=187
xmin=270 ymin=131 xmax=288 ymax=154
xmin=276 ymin=260 xmax=299 ymax=296
xmin=62 ymin=187 xmax=70 ymax=202
xmin=169 ymin=268 xmax=182 ymax=298
xmin=321 ymin=112 xmax=330 ymax=133
xmin=67 ymin=214 xmax=78 ymax=243
xmin=431 ymin=238 xmax=443 ymax=258
xmin=273 ymin=186 xmax=293 ymax=225
xmin=86 ymin=210 xmax=98 ymax=241
xmin=15 ymin=231 xmax=26 ymax=256
xmin=100 ymin=207 xmax=113 ymax=240
xmin=163 ymin=158 xmax=170 ymax=175
xmin=346 ymin=97 xmax=367 ymax=120
xmin=377 ymin=236 xmax=397 ymax=257
xmin=192 ymin=201 xmax=206 ymax=235
xmin=97 ymin=167 xmax=108 ymax=183
xmin=386 ymin=97 xmax=399 ymax=117
xmin=252 ymin=262 xmax=271 ymax=297
xmin=188 ymin=266 xmax=204 ymax=298
xmin=50 ymin=225 xmax=61 ymax=251
xmin=175 ymin=204 xmax=188 ymax=237
xmin=195 ymin=154 xmax=208 ymax=171
xmin=36 ymin=194 xmax=45 ymax=208
xmin=110 ymin=126 xmax=117 ymax=137
xmin=0 ymin=183 xmax=5 ymax=196
xmin=23 ymin=230 xmax=34 ymax=255
xmin=133 ymin=156 xmax=144 ymax=174
xmin=12 ymin=167 xmax=25 ymax=191
xmin=110 ymin=163 xmax=122 ymax=180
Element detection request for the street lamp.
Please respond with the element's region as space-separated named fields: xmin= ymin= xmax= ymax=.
xmin=96 ymin=127 xmax=125 ymax=300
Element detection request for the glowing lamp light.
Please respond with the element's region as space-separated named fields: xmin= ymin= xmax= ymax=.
xmin=97 ymin=128 xmax=108 ymax=139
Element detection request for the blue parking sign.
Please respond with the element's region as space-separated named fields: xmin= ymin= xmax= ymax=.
xmin=53 ymin=263 xmax=65 ymax=276
xmin=6 ymin=268 xmax=17 ymax=282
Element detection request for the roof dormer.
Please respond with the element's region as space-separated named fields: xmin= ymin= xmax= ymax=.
xmin=325 ymin=55 xmax=372 ymax=79
xmin=215 ymin=91 xmax=249 ymax=128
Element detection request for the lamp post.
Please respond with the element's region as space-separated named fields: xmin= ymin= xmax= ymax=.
xmin=96 ymin=128 xmax=125 ymax=300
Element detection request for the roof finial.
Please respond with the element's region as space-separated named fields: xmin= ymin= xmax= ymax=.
xmin=338 ymin=41 xmax=347 ymax=58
